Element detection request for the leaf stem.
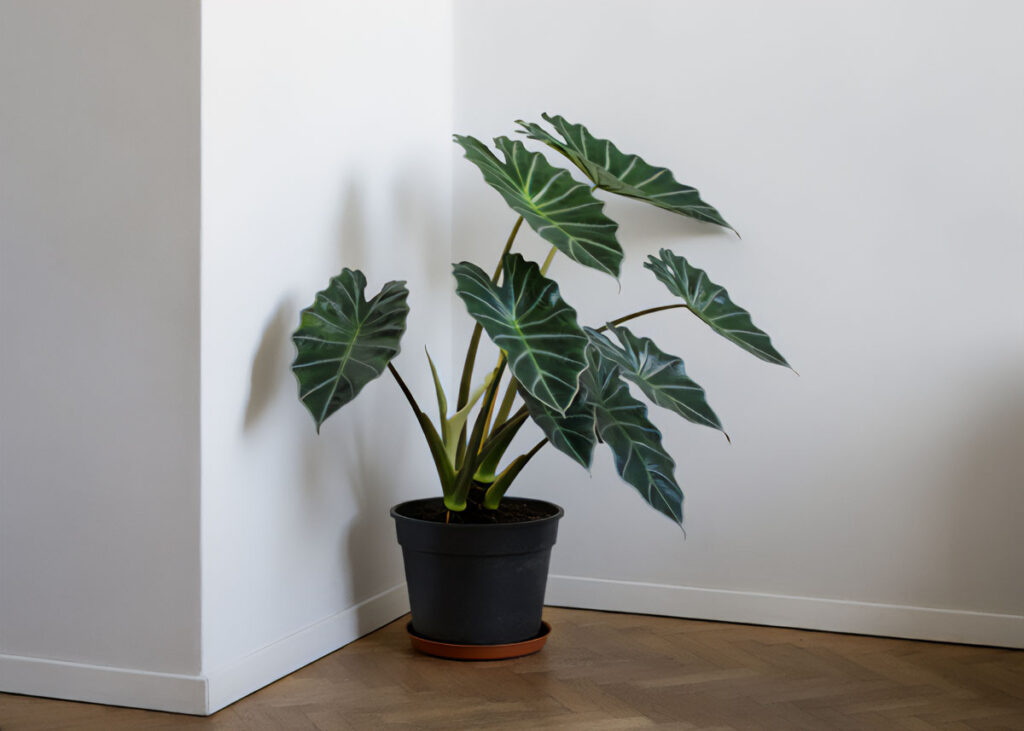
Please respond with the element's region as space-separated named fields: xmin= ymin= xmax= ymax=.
xmin=492 ymin=215 xmax=524 ymax=283
xmin=488 ymin=401 xmax=528 ymax=440
xmin=540 ymin=245 xmax=558 ymax=275
xmin=598 ymin=303 xmax=688 ymax=332
xmin=455 ymin=216 xmax=525 ymax=464
xmin=388 ymin=362 xmax=421 ymax=416
xmin=491 ymin=376 xmax=519 ymax=434
xmin=389 ymin=363 xmax=456 ymax=496
xmin=450 ymin=357 xmax=507 ymax=509
xmin=482 ymin=438 xmax=549 ymax=509
xmin=478 ymin=369 xmax=502 ymax=446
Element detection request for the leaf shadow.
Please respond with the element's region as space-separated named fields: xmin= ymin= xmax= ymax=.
xmin=243 ymin=297 xmax=294 ymax=431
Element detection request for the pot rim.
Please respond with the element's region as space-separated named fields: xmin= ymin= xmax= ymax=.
xmin=390 ymin=496 xmax=564 ymax=528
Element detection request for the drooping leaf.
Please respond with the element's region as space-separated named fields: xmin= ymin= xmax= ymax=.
xmin=519 ymin=385 xmax=595 ymax=469
xmin=291 ymin=270 xmax=409 ymax=431
xmin=453 ymin=253 xmax=588 ymax=414
xmin=453 ymin=134 xmax=622 ymax=278
xmin=582 ymin=349 xmax=683 ymax=525
xmin=645 ymin=249 xmax=790 ymax=368
xmin=585 ymin=326 xmax=724 ymax=435
xmin=518 ymin=114 xmax=732 ymax=231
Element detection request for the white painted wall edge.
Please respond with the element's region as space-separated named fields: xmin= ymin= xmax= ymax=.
xmin=0 ymin=585 xmax=408 ymax=715
xmin=0 ymin=654 xmax=207 ymax=715
xmin=546 ymin=576 xmax=1024 ymax=650
xmin=204 ymin=583 xmax=409 ymax=715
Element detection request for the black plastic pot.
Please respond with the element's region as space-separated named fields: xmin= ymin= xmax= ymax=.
xmin=391 ymin=497 xmax=563 ymax=646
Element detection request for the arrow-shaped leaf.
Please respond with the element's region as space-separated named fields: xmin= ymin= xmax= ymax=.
xmin=454 ymin=134 xmax=623 ymax=278
xmin=583 ymin=349 xmax=683 ymax=525
xmin=292 ymin=270 xmax=409 ymax=431
xmin=519 ymin=385 xmax=596 ymax=469
xmin=645 ymin=249 xmax=790 ymax=368
xmin=453 ymin=253 xmax=588 ymax=414
xmin=585 ymin=326 xmax=725 ymax=436
xmin=518 ymin=114 xmax=733 ymax=231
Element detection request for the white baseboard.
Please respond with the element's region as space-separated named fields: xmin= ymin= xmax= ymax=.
xmin=204 ymin=582 xmax=409 ymax=714
xmin=0 ymin=584 xmax=410 ymax=716
xmin=5 ymin=578 xmax=1016 ymax=717
xmin=546 ymin=575 xmax=1024 ymax=649
xmin=0 ymin=653 xmax=208 ymax=715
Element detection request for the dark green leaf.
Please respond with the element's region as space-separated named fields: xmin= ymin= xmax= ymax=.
xmin=519 ymin=385 xmax=596 ymax=469
xmin=583 ymin=349 xmax=683 ymax=525
xmin=518 ymin=114 xmax=732 ymax=231
xmin=453 ymin=253 xmax=588 ymax=414
xmin=453 ymin=134 xmax=623 ymax=278
xmin=645 ymin=249 xmax=790 ymax=368
xmin=291 ymin=270 xmax=409 ymax=431
xmin=586 ymin=326 xmax=724 ymax=435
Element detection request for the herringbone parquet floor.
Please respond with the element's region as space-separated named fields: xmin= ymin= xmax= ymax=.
xmin=2 ymin=608 xmax=1022 ymax=730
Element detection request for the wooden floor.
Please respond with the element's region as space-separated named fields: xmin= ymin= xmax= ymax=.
xmin=2 ymin=608 xmax=1023 ymax=730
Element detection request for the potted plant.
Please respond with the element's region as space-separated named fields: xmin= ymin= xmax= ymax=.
xmin=291 ymin=114 xmax=789 ymax=659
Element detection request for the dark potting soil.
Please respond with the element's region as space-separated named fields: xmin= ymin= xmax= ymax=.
xmin=400 ymin=491 xmax=558 ymax=525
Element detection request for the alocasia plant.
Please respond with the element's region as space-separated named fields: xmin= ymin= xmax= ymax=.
xmin=291 ymin=114 xmax=789 ymax=525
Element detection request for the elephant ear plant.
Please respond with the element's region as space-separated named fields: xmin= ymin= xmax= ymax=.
xmin=291 ymin=114 xmax=790 ymax=526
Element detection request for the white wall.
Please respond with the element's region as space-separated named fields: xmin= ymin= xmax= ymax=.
xmin=1 ymin=0 xmax=454 ymax=714
xmin=200 ymin=0 xmax=453 ymax=710
xmin=0 ymin=0 xmax=204 ymax=706
xmin=2 ymin=0 xmax=1020 ymax=716
xmin=453 ymin=0 xmax=1024 ymax=645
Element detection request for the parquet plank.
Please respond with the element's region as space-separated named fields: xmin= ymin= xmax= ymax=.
xmin=1 ymin=607 xmax=1022 ymax=730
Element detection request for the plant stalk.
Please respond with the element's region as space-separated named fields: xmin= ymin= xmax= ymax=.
xmin=389 ymin=363 xmax=455 ymax=497
xmin=598 ymin=303 xmax=688 ymax=332
xmin=492 ymin=215 xmax=524 ymax=283
xmin=388 ymin=362 xmax=421 ymax=417
xmin=540 ymin=244 xmax=558 ymax=275
xmin=449 ymin=357 xmax=507 ymax=510
xmin=454 ymin=215 xmax=525 ymax=466
xmin=491 ymin=376 xmax=519 ymax=434
xmin=482 ymin=438 xmax=549 ymax=509
xmin=481 ymin=242 xmax=553 ymax=441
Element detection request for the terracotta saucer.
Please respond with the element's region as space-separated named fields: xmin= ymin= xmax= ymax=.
xmin=406 ymin=621 xmax=551 ymax=660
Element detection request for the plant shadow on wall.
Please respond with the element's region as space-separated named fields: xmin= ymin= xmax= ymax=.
xmin=332 ymin=180 xmax=417 ymax=604
xmin=340 ymin=166 xmax=453 ymax=605
xmin=244 ymin=299 xmax=295 ymax=430
xmin=288 ymin=114 xmax=795 ymax=650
